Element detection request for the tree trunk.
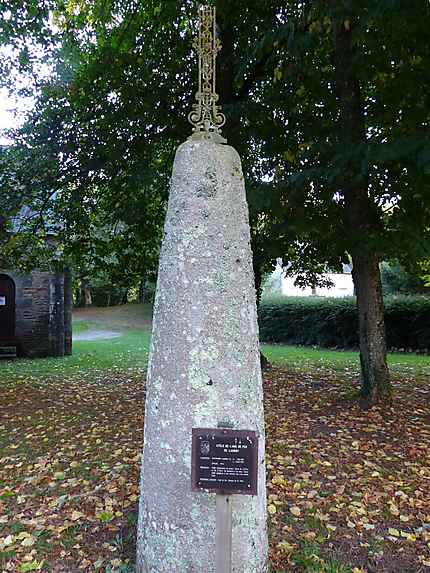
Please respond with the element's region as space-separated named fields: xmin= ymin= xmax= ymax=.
xmin=138 ymin=279 xmax=145 ymax=303
xmin=253 ymin=261 xmax=263 ymax=310
xmin=331 ymin=5 xmax=391 ymax=402
xmin=80 ymin=277 xmax=92 ymax=307
xmin=352 ymin=254 xmax=391 ymax=402
xmin=252 ymin=257 xmax=271 ymax=369
xmin=84 ymin=287 xmax=92 ymax=307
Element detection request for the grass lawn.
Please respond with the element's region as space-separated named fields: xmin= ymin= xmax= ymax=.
xmin=262 ymin=342 xmax=430 ymax=376
xmin=0 ymin=304 xmax=429 ymax=572
xmin=2 ymin=303 xmax=428 ymax=380
xmin=0 ymin=331 xmax=150 ymax=379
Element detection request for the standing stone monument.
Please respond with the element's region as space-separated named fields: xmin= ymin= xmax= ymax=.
xmin=136 ymin=6 xmax=268 ymax=572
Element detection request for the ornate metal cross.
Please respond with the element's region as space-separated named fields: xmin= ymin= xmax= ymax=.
xmin=188 ymin=5 xmax=226 ymax=143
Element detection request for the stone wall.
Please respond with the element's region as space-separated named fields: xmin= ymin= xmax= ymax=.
xmin=0 ymin=269 xmax=72 ymax=358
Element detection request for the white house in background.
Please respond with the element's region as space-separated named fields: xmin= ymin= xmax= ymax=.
xmin=265 ymin=258 xmax=355 ymax=298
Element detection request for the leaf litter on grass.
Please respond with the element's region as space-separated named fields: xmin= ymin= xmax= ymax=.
xmin=0 ymin=370 xmax=144 ymax=572
xmin=265 ymin=366 xmax=430 ymax=573
xmin=0 ymin=364 xmax=429 ymax=572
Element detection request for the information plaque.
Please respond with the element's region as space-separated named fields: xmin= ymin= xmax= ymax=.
xmin=191 ymin=428 xmax=258 ymax=495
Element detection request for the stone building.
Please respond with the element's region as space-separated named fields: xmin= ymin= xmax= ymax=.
xmin=0 ymin=269 xmax=72 ymax=359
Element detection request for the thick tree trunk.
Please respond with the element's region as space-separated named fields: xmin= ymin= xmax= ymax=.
xmin=352 ymin=254 xmax=391 ymax=401
xmin=331 ymin=5 xmax=391 ymax=402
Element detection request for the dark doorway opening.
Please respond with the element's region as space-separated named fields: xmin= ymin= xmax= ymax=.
xmin=0 ymin=274 xmax=15 ymax=340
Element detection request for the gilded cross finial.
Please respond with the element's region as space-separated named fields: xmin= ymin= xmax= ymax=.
xmin=188 ymin=5 xmax=226 ymax=143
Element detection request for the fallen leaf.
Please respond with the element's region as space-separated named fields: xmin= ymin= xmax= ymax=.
xmin=290 ymin=506 xmax=301 ymax=517
xmin=267 ymin=504 xmax=277 ymax=515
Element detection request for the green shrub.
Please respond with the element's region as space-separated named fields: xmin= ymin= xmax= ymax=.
xmin=381 ymin=261 xmax=425 ymax=295
xmin=258 ymin=295 xmax=430 ymax=352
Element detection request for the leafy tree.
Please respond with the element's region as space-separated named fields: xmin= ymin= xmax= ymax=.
xmin=0 ymin=146 xmax=22 ymax=245
xmin=244 ymin=0 xmax=430 ymax=401
xmin=0 ymin=2 xmax=170 ymax=281
xmin=381 ymin=261 xmax=427 ymax=296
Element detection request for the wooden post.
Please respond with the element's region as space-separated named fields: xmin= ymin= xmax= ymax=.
xmin=216 ymin=494 xmax=232 ymax=573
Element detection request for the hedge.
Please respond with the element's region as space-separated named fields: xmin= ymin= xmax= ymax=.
xmin=258 ymin=295 xmax=430 ymax=352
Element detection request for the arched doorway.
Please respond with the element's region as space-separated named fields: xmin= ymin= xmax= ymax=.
xmin=0 ymin=274 xmax=15 ymax=340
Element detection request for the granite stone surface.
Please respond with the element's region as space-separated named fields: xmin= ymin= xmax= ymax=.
xmin=137 ymin=140 xmax=268 ymax=572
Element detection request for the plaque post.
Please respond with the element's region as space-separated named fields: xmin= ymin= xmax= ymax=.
xmin=191 ymin=425 xmax=258 ymax=572
xmin=216 ymin=494 xmax=232 ymax=573
xmin=215 ymin=421 xmax=233 ymax=573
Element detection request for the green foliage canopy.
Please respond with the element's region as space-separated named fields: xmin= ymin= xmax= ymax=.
xmin=0 ymin=0 xmax=429 ymax=289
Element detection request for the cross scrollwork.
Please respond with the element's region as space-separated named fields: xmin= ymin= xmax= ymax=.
xmin=188 ymin=6 xmax=226 ymax=143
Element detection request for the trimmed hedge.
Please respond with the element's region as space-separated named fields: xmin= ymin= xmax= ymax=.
xmin=258 ymin=295 xmax=430 ymax=352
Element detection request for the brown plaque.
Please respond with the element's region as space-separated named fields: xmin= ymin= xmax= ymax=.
xmin=191 ymin=428 xmax=258 ymax=495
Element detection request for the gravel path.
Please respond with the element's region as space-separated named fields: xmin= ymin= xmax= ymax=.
xmin=73 ymin=330 xmax=122 ymax=341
